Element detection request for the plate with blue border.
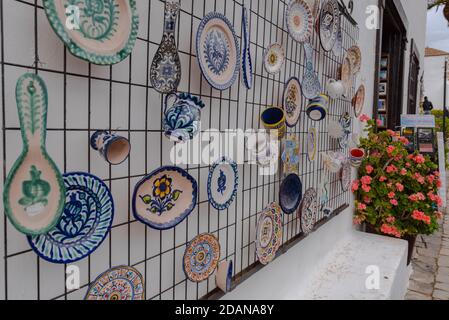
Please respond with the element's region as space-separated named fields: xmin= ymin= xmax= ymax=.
xmin=208 ymin=157 xmax=239 ymax=210
xmin=242 ymin=6 xmax=253 ymax=89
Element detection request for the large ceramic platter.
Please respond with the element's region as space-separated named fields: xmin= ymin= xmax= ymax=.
xmin=28 ymin=172 xmax=114 ymax=263
xmin=264 ymin=43 xmax=285 ymax=75
xmin=197 ymin=12 xmax=240 ymax=90
xmin=283 ymin=77 xmax=302 ymax=127
xmin=285 ymin=0 xmax=313 ymax=43
xmin=43 ymin=0 xmax=139 ymax=65
xmin=256 ymin=203 xmax=283 ymax=265
xmin=132 ymin=166 xmax=197 ymax=230
xmin=242 ymin=6 xmax=253 ymax=89
xmin=279 ymin=174 xmax=303 ymax=214
xmin=353 ymin=84 xmax=365 ymax=118
xmin=299 ymin=188 xmax=318 ymax=235
xmin=319 ymin=0 xmax=340 ymax=52
xmin=307 ymin=127 xmax=318 ymax=161
xmin=340 ymin=161 xmax=351 ymax=192
xmin=85 ymin=266 xmax=144 ymax=300
xmin=184 ymin=233 xmax=220 ymax=282
xmin=347 ymin=45 xmax=362 ymax=74
xmin=208 ymin=157 xmax=239 ymax=210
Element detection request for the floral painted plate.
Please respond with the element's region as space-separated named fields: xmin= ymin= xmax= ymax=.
xmin=242 ymin=6 xmax=253 ymax=89
xmin=184 ymin=233 xmax=220 ymax=282
xmin=307 ymin=127 xmax=318 ymax=161
xmin=340 ymin=160 xmax=351 ymax=192
xmin=208 ymin=157 xmax=239 ymax=210
xmin=347 ymin=45 xmax=362 ymax=74
xmin=85 ymin=266 xmax=144 ymax=300
xmin=256 ymin=203 xmax=283 ymax=265
xmin=319 ymin=0 xmax=340 ymax=52
xmin=285 ymin=0 xmax=313 ymax=43
xmin=197 ymin=12 xmax=240 ymax=90
xmin=43 ymin=0 xmax=139 ymax=65
xmin=353 ymin=84 xmax=365 ymax=118
xmin=264 ymin=43 xmax=285 ymax=75
xmin=299 ymin=188 xmax=318 ymax=235
xmin=132 ymin=166 xmax=197 ymax=230
xmin=283 ymin=77 xmax=302 ymax=127
xmin=28 ymin=172 xmax=114 ymax=263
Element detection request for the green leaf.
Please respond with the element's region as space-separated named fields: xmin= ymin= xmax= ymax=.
xmin=172 ymin=190 xmax=182 ymax=201
xmin=166 ymin=203 xmax=174 ymax=211
xmin=140 ymin=195 xmax=152 ymax=205
xmin=18 ymin=197 xmax=32 ymax=206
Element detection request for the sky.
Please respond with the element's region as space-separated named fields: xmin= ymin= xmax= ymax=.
xmin=427 ymin=7 xmax=449 ymax=52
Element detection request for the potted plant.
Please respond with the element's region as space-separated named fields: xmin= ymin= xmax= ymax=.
xmin=352 ymin=116 xmax=444 ymax=265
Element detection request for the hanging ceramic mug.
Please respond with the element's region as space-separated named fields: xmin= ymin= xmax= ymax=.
xmin=261 ymin=107 xmax=286 ymax=139
xmin=327 ymin=79 xmax=345 ymax=99
xmin=90 ymin=131 xmax=131 ymax=165
xmin=306 ymin=94 xmax=329 ymax=121
xmin=163 ymin=92 xmax=205 ymax=143
xmin=349 ymin=148 xmax=365 ymax=168
xmin=215 ymin=260 xmax=233 ymax=293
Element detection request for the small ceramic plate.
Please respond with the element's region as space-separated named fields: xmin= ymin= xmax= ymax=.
xmin=285 ymin=0 xmax=313 ymax=43
xmin=208 ymin=157 xmax=239 ymax=210
xmin=319 ymin=0 xmax=340 ymax=52
xmin=256 ymin=203 xmax=283 ymax=265
xmin=347 ymin=45 xmax=362 ymax=74
xmin=299 ymin=188 xmax=318 ymax=235
xmin=264 ymin=43 xmax=285 ymax=75
xmin=353 ymin=84 xmax=365 ymax=118
xmin=197 ymin=12 xmax=240 ymax=90
xmin=133 ymin=166 xmax=197 ymax=230
xmin=85 ymin=266 xmax=144 ymax=300
xmin=283 ymin=77 xmax=302 ymax=127
xmin=340 ymin=161 xmax=351 ymax=192
xmin=43 ymin=0 xmax=139 ymax=65
xmin=279 ymin=174 xmax=303 ymax=214
xmin=184 ymin=233 xmax=220 ymax=282
xmin=307 ymin=127 xmax=318 ymax=161
xmin=242 ymin=7 xmax=253 ymax=89
xmin=28 ymin=172 xmax=114 ymax=264
xmin=341 ymin=56 xmax=352 ymax=96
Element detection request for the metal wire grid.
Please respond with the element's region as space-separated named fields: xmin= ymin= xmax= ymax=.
xmin=0 ymin=0 xmax=358 ymax=300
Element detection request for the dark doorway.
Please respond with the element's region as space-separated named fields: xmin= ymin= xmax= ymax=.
xmin=407 ymin=40 xmax=421 ymax=115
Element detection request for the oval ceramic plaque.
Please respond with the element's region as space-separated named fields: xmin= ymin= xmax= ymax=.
xmin=283 ymin=77 xmax=302 ymax=127
xmin=299 ymin=188 xmax=318 ymax=234
xmin=132 ymin=166 xmax=197 ymax=230
xmin=85 ymin=266 xmax=144 ymax=300
xmin=347 ymin=45 xmax=362 ymax=74
xmin=307 ymin=127 xmax=318 ymax=161
xmin=319 ymin=0 xmax=340 ymax=52
xmin=208 ymin=157 xmax=239 ymax=210
xmin=340 ymin=161 xmax=351 ymax=192
xmin=256 ymin=203 xmax=282 ymax=265
xmin=242 ymin=6 xmax=253 ymax=89
xmin=28 ymin=172 xmax=114 ymax=264
xmin=184 ymin=233 xmax=220 ymax=282
xmin=196 ymin=12 xmax=240 ymax=90
xmin=264 ymin=43 xmax=285 ymax=75
xmin=285 ymin=0 xmax=313 ymax=43
xmin=353 ymin=84 xmax=365 ymax=118
xmin=341 ymin=56 xmax=352 ymax=96
xmin=43 ymin=0 xmax=139 ymax=65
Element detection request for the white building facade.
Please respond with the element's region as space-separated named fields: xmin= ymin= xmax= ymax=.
xmin=424 ymin=48 xmax=449 ymax=110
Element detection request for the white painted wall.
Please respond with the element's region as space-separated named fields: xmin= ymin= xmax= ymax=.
xmin=424 ymin=55 xmax=449 ymax=110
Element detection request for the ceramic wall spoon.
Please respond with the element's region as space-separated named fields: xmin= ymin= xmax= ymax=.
xmin=302 ymin=42 xmax=321 ymax=99
xmin=150 ymin=1 xmax=181 ymax=94
xmin=3 ymin=73 xmax=65 ymax=235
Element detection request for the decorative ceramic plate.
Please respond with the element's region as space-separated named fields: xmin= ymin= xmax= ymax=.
xmin=347 ymin=45 xmax=362 ymax=74
xmin=340 ymin=161 xmax=351 ymax=192
xmin=264 ymin=43 xmax=285 ymax=75
xmin=256 ymin=203 xmax=283 ymax=265
xmin=208 ymin=157 xmax=239 ymax=210
xmin=341 ymin=56 xmax=352 ymax=96
xmin=196 ymin=12 xmax=240 ymax=90
xmin=242 ymin=6 xmax=253 ymax=89
xmin=132 ymin=166 xmax=197 ymax=230
xmin=353 ymin=84 xmax=365 ymax=118
xmin=279 ymin=174 xmax=303 ymax=214
xmin=339 ymin=112 xmax=352 ymax=149
xmin=283 ymin=77 xmax=302 ymax=127
xmin=305 ymin=0 xmax=321 ymax=23
xmin=43 ymin=0 xmax=139 ymax=65
xmin=307 ymin=127 xmax=318 ymax=161
xmin=28 ymin=172 xmax=114 ymax=263
xmin=319 ymin=0 xmax=340 ymax=52
xmin=281 ymin=135 xmax=300 ymax=175
xmin=331 ymin=20 xmax=342 ymax=57
xmin=299 ymin=188 xmax=318 ymax=235
xmin=184 ymin=233 xmax=220 ymax=282
xmin=285 ymin=0 xmax=313 ymax=43
xmin=85 ymin=266 xmax=144 ymax=300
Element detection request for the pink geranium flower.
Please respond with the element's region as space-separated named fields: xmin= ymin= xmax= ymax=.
xmin=366 ymin=165 xmax=374 ymax=174
xmin=351 ymin=180 xmax=360 ymax=193
xmin=361 ymin=176 xmax=372 ymax=185
xmin=395 ymin=183 xmax=404 ymax=192
xmin=359 ymin=114 xmax=370 ymax=122
xmin=390 ymin=199 xmax=398 ymax=206
xmin=386 ymin=145 xmax=395 ymax=154
xmin=414 ymin=154 xmax=425 ymax=164
xmin=362 ymin=184 xmax=371 ymax=193
xmin=388 ymin=192 xmax=396 ymax=199
xmin=379 ymin=176 xmax=387 ymax=182
xmin=386 ymin=216 xmax=396 ymax=224
xmin=381 ymin=224 xmax=401 ymax=238
xmin=400 ymin=168 xmax=407 ymax=176
xmin=358 ymin=203 xmax=367 ymax=211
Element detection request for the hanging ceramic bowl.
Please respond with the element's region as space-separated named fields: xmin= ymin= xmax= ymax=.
xmin=319 ymin=0 xmax=340 ymax=52
xmin=85 ymin=266 xmax=144 ymax=300
xmin=307 ymin=127 xmax=318 ymax=161
xmin=352 ymin=84 xmax=365 ymax=118
xmin=341 ymin=56 xmax=353 ymax=96
xmin=28 ymin=172 xmax=114 ymax=264
xmin=196 ymin=12 xmax=240 ymax=90
xmin=4 ymin=73 xmax=65 ymax=236
xmin=132 ymin=166 xmax=197 ymax=230
xmin=242 ymin=6 xmax=253 ymax=90
xmin=261 ymin=106 xmax=286 ymax=139
xmin=264 ymin=43 xmax=285 ymax=75
xmin=299 ymin=188 xmax=318 ymax=235
xmin=279 ymin=174 xmax=303 ymax=214
xmin=285 ymin=0 xmax=313 ymax=43
xmin=340 ymin=161 xmax=351 ymax=192
xmin=306 ymin=94 xmax=329 ymax=121
xmin=184 ymin=233 xmax=220 ymax=282
xmin=283 ymin=77 xmax=302 ymax=127
xmin=207 ymin=157 xmax=239 ymax=210
xmin=255 ymin=203 xmax=283 ymax=265
xmin=43 ymin=0 xmax=139 ymax=65
xmin=215 ymin=260 xmax=233 ymax=293
xmin=347 ymin=45 xmax=362 ymax=75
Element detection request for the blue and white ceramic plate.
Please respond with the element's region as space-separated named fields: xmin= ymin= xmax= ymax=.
xmin=338 ymin=112 xmax=352 ymax=149
xmin=28 ymin=172 xmax=114 ymax=264
xmin=283 ymin=77 xmax=302 ymax=127
xmin=208 ymin=157 xmax=239 ymax=210
xmin=242 ymin=6 xmax=253 ymax=89
xmin=279 ymin=174 xmax=303 ymax=214
xmin=184 ymin=233 xmax=221 ymax=282
xmin=319 ymin=0 xmax=340 ymax=52
xmin=197 ymin=12 xmax=240 ymax=90
xmin=133 ymin=166 xmax=197 ymax=230
xmin=299 ymin=188 xmax=318 ymax=234
xmin=286 ymin=0 xmax=313 ymax=43
xmin=264 ymin=43 xmax=285 ymax=75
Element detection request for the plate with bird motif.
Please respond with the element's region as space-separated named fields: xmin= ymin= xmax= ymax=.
xmin=28 ymin=172 xmax=114 ymax=263
xmin=184 ymin=233 xmax=221 ymax=282
xmin=299 ymin=188 xmax=318 ymax=235
xmin=283 ymin=77 xmax=303 ymax=127
xmin=285 ymin=0 xmax=313 ymax=43
xmin=256 ymin=203 xmax=283 ymax=265
xmin=264 ymin=43 xmax=285 ymax=75
xmin=319 ymin=0 xmax=340 ymax=52
xmin=196 ymin=12 xmax=240 ymax=90
xmin=347 ymin=45 xmax=362 ymax=74
xmin=208 ymin=157 xmax=239 ymax=210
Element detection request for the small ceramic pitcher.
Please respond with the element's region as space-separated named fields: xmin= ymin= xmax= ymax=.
xmin=90 ymin=131 xmax=131 ymax=165
xmin=327 ymin=79 xmax=345 ymax=99
xmin=164 ymin=92 xmax=205 ymax=143
xmin=261 ymin=107 xmax=286 ymax=139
